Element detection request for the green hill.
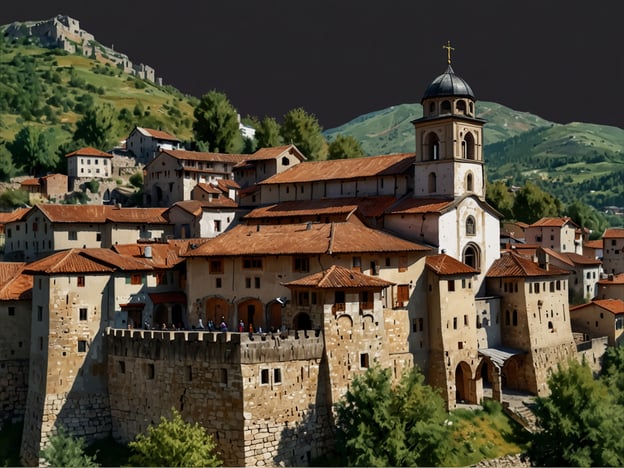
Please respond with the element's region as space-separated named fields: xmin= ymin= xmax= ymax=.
xmin=0 ymin=36 xmax=197 ymax=150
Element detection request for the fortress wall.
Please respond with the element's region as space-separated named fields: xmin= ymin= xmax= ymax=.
xmin=106 ymin=328 xmax=328 ymax=467
xmin=0 ymin=358 xmax=29 ymax=430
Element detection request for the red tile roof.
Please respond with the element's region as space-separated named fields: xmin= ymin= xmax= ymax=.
xmin=24 ymin=248 xmax=153 ymax=274
xmin=33 ymin=205 xmax=168 ymax=224
xmin=584 ymin=239 xmax=603 ymax=249
xmin=243 ymin=196 xmax=397 ymax=220
xmin=236 ymin=144 xmax=306 ymax=163
xmin=486 ymin=251 xmax=570 ymax=278
xmin=529 ymin=217 xmax=578 ymax=228
xmin=259 ymin=153 xmax=414 ymax=184
xmin=571 ymin=299 xmax=624 ymax=315
xmin=0 ymin=263 xmax=32 ymax=300
xmin=603 ymin=228 xmax=624 ymax=239
xmin=183 ymin=219 xmax=429 ymax=257
xmin=385 ymin=197 xmax=454 ymax=215
xmin=112 ymin=243 xmax=184 ymax=269
xmin=597 ymin=273 xmax=624 ymax=285
xmin=426 ymin=254 xmax=479 ymax=275
xmin=0 ymin=208 xmax=28 ymax=224
xmin=136 ymin=127 xmax=180 ymax=142
xmin=65 ymin=146 xmax=113 ymax=158
xmin=195 ymin=183 xmax=221 ymax=194
xmin=282 ymin=264 xmax=394 ymax=289
xmin=20 ymin=178 xmax=41 ymax=186
xmin=159 ymin=149 xmax=248 ymax=164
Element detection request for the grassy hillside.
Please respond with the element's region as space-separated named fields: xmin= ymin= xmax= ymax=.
xmin=0 ymin=37 xmax=197 ymax=149
xmin=324 ymin=101 xmax=553 ymax=156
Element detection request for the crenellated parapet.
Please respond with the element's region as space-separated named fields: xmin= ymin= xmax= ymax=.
xmin=105 ymin=327 xmax=324 ymax=364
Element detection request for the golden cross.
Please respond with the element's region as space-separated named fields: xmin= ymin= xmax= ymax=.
xmin=443 ymin=40 xmax=454 ymax=64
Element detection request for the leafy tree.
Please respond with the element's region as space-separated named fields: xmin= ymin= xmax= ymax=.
xmin=192 ymin=90 xmax=242 ymax=153
xmin=600 ymin=345 xmax=624 ymax=405
xmin=255 ymin=117 xmax=283 ymax=149
xmin=7 ymin=126 xmax=57 ymax=176
xmin=128 ymin=408 xmax=222 ymax=467
xmin=0 ymin=144 xmax=17 ymax=181
xmin=40 ymin=426 xmax=99 ymax=467
xmin=512 ymin=181 xmax=562 ymax=224
xmin=528 ymin=359 xmax=624 ymax=467
xmin=129 ymin=172 xmax=143 ymax=189
xmin=334 ymin=366 xmax=450 ymax=467
xmin=486 ymin=180 xmax=515 ymax=220
xmin=73 ymin=104 xmax=116 ymax=150
xmin=84 ymin=179 xmax=100 ymax=194
xmin=0 ymin=188 xmax=29 ymax=209
xmin=565 ymin=200 xmax=608 ymax=240
xmin=280 ymin=107 xmax=327 ymax=160
xmin=327 ymin=134 xmax=366 ymax=160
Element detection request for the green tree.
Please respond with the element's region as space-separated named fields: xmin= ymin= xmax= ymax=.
xmin=528 ymin=359 xmax=624 ymax=467
xmin=7 ymin=126 xmax=57 ymax=176
xmin=40 ymin=426 xmax=99 ymax=467
xmin=0 ymin=144 xmax=17 ymax=181
xmin=565 ymin=200 xmax=608 ymax=240
xmin=129 ymin=172 xmax=143 ymax=189
xmin=327 ymin=134 xmax=366 ymax=160
xmin=334 ymin=366 xmax=450 ymax=467
xmin=280 ymin=107 xmax=327 ymax=160
xmin=128 ymin=408 xmax=222 ymax=467
xmin=486 ymin=180 xmax=515 ymax=220
xmin=73 ymin=104 xmax=116 ymax=150
xmin=192 ymin=90 xmax=242 ymax=153
xmin=512 ymin=181 xmax=562 ymax=224
xmin=255 ymin=117 xmax=283 ymax=149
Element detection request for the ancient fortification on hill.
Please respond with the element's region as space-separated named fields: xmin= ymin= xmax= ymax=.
xmin=3 ymin=14 xmax=161 ymax=84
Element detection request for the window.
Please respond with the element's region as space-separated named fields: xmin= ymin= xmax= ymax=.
xmin=245 ymin=278 xmax=251 ymax=288
xmin=261 ymin=369 xmax=269 ymax=384
xmin=448 ymin=280 xmax=455 ymax=292
xmin=79 ymin=308 xmax=87 ymax=320
xmin=77 ymin=276 xmax=85 ymax=287
xmin=214 ymin=220 xmax=222 ymax=232
xmin=129 ymin=274 xmax=142 ymax=285
xmin=37 ymin=306 xmax=43 ymax=321
xmin=209 ymin=259 xmax=224 ymax=274
xmin=220 ymin=368 xmax=228 ymax=385
xmin=68 ymin=231 xmax=77 ymax=241
xmin=216 ymin=277 xmax=222 ymax=288
xmin=118 ymin=361 xmax=126 ymax=373
xmin=293 ymin=256 xmax=310 ymax=273
xmin=78 ymin=340 xmax=87 ymax=353
xmin=428 ymin=172 xmax=437 ymax=192
xmin=147 ymin=363 xmax=155 ymax=379
xmin=513 ymin=309 xmax=518 ymax=326
xmin=360 ymin=353 xmax=370 ymax=368
xmin=243 ymin=257 xmax=263 ymax=269
xmin=298 ymin=291 xmax=310 ymax=306
xmin=396 ymin=284 xmax=409 ymax=307
xmin=352 ymin=256 xmax=362 ymax=272
xmin=254 ymin=277 xmax=261 ymax=289
xmin=398 ymin=255 xmax=408 ymax=272
xmin=453 ymin=317 xmax=458 ymax=329
xmin=8 ymin=307 xmax=15 ymax=316
xmin=156 ymin=271 xmax=168 ymax=285
xmin=273 ymin=368 xmax=282 ymax=384
xmin=466 ymin=216 xmax=476 ymax=235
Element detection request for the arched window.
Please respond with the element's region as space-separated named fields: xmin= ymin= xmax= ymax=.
xmin=466 ymin=216 xmax=476 ymax=236
xmin=425 ymin=132 xmax=440 ymax=160
xmin=428 ymin=172 xmax=437 ymax=193
xmin=456 ymin=100 xmax=466 ymax=114
xmin=512 ymin=310 xmax=518 ymax=326
xmin=429 ymin=102 xmax=436 ymax=115
xmin=463 ymin=132 xmax=476 ymax=160
xmin=441 ymin=100 xmax=451 ymax=113
xmin=281 ymin=156 xmax=290 ymax=166
xmin=505 ymin=310 xmax=510 ymax=326
xmin=463 ymin=244 xmax=480 ymax=269
xmin=466 ymin=172 xmax=474 ymax=192
xmin=469 ymin=102 xmax=474 ymax=115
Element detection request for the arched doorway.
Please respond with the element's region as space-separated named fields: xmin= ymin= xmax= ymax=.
xmin=154 ymin=304 xmax=168 ymax=328
xmin=463 ymin=243 xmax=481 ymax=270
xmin=238 ymin=299 xmax=263 ymax=331
xmin=267 ymin=301 xmax=283 ymax=332
xmin=205 ymin=297 xmax=230 ymax=326
xmin=455 ymin=362 xmax=473 ymax=404
xmin=293 ymin=312 xmax=312 ymax=330
xmin=172 ymin=304 xmax=184 ymax=329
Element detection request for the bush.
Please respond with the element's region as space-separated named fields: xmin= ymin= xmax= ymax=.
xmin=84 ymin=179 xmax=100 ymax=194
xmin=129 ymin=172 xmax=143 ymax=188
xmin=40 ymin=426 xmax=98 ymax=467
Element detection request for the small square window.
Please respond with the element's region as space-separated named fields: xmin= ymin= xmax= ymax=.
xmin=261 ymin=368 xmax=269 ymax=385
xmin=273 ymin=368 xmax=282 ymax=384
xmin=147 ymin=363 xmax=155 ymax=379
xmin=360 ymin=353 xmax=370 ymax=368
xmin=8 ymin=307 xmax=15 ymax=316
xmin=210 ymin=259 xmax=224 ymax=274
xmin=118 ymin=361 xmax=126 ymax=373
xmin=216 ymin=277 xmax=222 ymax=288
xmin=78 ymin=340 xmax=87 ymax=353
xmin=79 ymin=308 xmax=87 ymax=320
xmin=77 ymin=276 xmax=85 ymax=287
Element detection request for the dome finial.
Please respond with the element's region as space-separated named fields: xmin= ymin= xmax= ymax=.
xmin=443 ymin=40 xmax=454 ymax=65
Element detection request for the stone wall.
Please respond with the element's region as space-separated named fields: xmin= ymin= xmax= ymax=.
xmin=106 ymin=328 xmax=328 ymax=467
xmin=0 ymin=359 xmax=29 ymax=430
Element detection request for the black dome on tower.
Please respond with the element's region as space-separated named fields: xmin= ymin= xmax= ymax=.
xmin=422 ymin=65 xmax=475 ymax=102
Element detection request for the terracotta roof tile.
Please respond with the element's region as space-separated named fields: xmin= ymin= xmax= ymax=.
xmin=0 ymin=263 xmax=32 ymax=300
xmin=106 ymin=207 xmax=168 ymax=224
xmin=426 ymin=254 xmax=479 ymax=275
xmin=283 ymin=264 xmax=394 ymax=289
xmin=34 ymin=205 xmax=168 ymax=224
xmin=136 ymin=127 xmax=180 ymax=142
xmin=529 ymin=217 xmax=578 ymax=228
xmin=486 ymin=251 xmax=570 ymax=278
xmin=603 ymin=228 xmax=624 ymax=239
xmin=112 ymin=243 xmax=184 ymax=269
xmin=584 ymin=239 xmax=603 ymax=249
xmin=0 ymin=208 xmax=30 ymax=223
xmin=183 ymin=220 xmax=429 ymax=257
xmin=24 ymin=248 xmax=153 ymax=274
xmin=385 ymin=197 xmax=454 ymax=215
xmin=160 ymin=149 xmax=248 ymax=164
xmin=260 ymin=153 xmax=414 ymax=185
xmin=598 ymin=273 xmax=624 ymax=285
xmin=571 ymin=299 xmax=624 ymax=315
xmin=20 ymin=178 xmax=41 ymax=186
xmin=236 ymin=144 xmax=306 ymax=163
xmin=243 ymin=196 xmax=397 ymax=220
xmin=195 ymin=183 xmax=221 ymax=194
xmin=65 ymin=146 xmax=112 ymax=158
xmin=216 ymin=179 xmax=240 ymax=190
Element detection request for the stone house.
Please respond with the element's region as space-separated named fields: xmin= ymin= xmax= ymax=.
xmin=596 ymin=272 xmax=624 ymax=300
xmin=524 ymin=217 xmax=582 ymax=254
xmin=570 ymin=298 xmax=624 ymax=346
xmin=3 ymin=205 xmax=172 ymax=261
xmin=583 ymin=238 xmax=603 ymax=260
xmin=601 ymin=228 xmax=624 ymax=274
xmin=125 ymin=127 xmax=182 ymax=164
xmin=65 ymin=147 xmax=113 ymax=181
xmin=164 ymin=199 xmax=244 ymax=239
xmin=19 ymin=174 xmax=68 ymax=201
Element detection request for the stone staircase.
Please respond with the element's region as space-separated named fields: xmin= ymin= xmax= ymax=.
xmin=503 ymin=399 xmax=538 ymax=433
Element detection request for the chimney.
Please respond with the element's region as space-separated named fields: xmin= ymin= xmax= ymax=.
xmin=144 ymin=245 xmax=152 ymax=258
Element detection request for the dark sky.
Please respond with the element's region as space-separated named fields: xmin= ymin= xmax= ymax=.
xmin=1 ymin=1 xmax=622 ymax=130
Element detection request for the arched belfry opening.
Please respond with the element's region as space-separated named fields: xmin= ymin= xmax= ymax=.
xmin=428 ymin=172 xmax=437 ymax=193
xmin=466 ymin=172 xmax=474 ymax=192
xmin=463 ymin=243 xmax=480 ymax=269
xmin=463 ymin=132 xmax=476 ymax=160
xmin=426 ymin=132 xmax=440 ymax=160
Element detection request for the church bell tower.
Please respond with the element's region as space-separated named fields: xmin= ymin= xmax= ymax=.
xmin=412 ymin=42 xmax=486 ymax=200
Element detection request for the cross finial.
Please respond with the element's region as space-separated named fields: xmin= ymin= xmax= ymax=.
xmin=443 ymin=40 xmax=454 ymax=65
